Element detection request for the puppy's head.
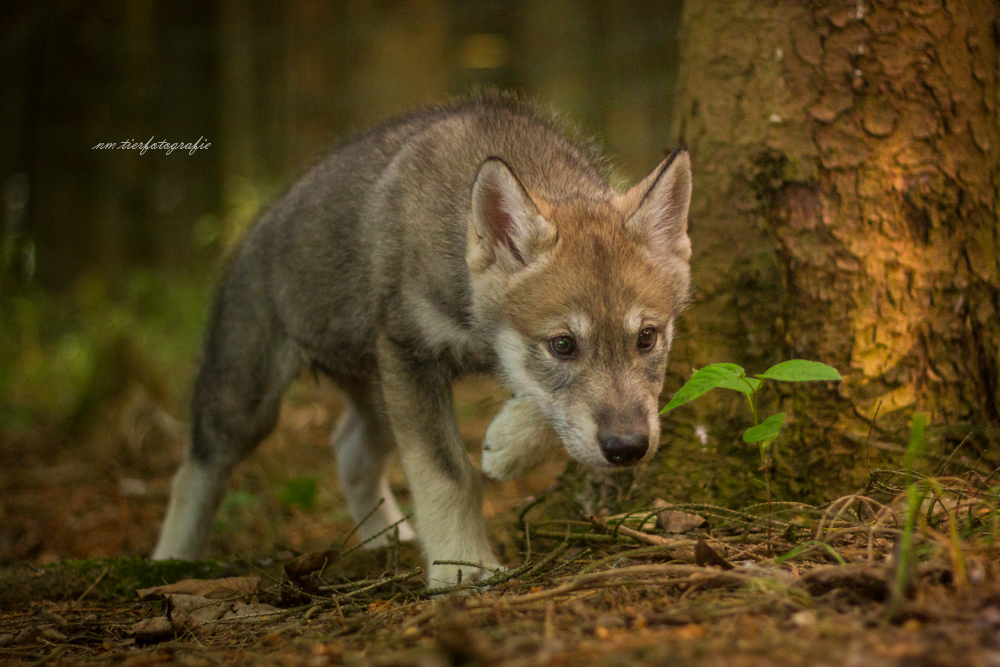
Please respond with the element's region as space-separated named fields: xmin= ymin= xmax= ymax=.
xmin=467 ymin=151 xmax=692 ymax=469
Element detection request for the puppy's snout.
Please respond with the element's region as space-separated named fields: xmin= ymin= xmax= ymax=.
xmin=598 ymin=433 xmax=649 ymax=466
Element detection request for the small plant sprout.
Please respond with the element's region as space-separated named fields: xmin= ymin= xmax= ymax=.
xmin=661 ymin=360 xmax=842 ymax=549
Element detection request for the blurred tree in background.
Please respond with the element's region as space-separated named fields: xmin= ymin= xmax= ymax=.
xmin=0 ymin=0 xmax=681 ymax=290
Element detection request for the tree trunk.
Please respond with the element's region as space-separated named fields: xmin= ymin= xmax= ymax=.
xmin=656 ymin=0 xmax=1000 ymax=505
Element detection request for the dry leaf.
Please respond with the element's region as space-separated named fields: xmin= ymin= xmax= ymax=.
xmin=4 ymin=626 xmax=67 ymax=646
xmin=657 ymin=509 xmax=708 ymax=534
xmin=167 ymin=594 xmax=232 ymax=624
xmin=222 ymin=600 xmax=281 ymax=619
xmin=652 ymin=499 xmax=708 ymax=534
xmin=694 ymin=537 xmax=734 ymax=570
xmin=132 ymin=617 xmax=175 ymax=645
xmin=284 ymin=548 xmax=340 ymax=581
xmin=137 ymin=576 xmax=260 ymax=601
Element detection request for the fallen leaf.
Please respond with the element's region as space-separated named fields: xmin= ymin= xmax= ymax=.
xmin=37 ymin=626 xmax=67 ymax=643
xmin=137 ymin=576 xmax=260 ymax=601
xmin=222 ymin=600 xmax=281 ymax=619
xmin=167 ymin=594 xmax=232 ymax=624
xmin=6 ymin=625 xmax=67 ymax=645
xmin=284 ymin=548 xmax=340 ymax=581
xmin=694 ymin=537 xmax=734 ymax=570
xmin=132 ymin=617 xmax=176 ymax=645
xmin=38 ymin=610 xmax=69 ymax=628
xmin=657 ymin=509 xmax=708 ymax=534
xmin=168 ymin=606 xmax=201 ymax=634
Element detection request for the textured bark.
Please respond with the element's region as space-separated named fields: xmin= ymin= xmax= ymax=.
xmin=657 ymin=0 xmax=1000 ymax=503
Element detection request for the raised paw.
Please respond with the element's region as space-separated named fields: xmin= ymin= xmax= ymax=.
xmin=481 ymin=397 xmax=562 ymax=481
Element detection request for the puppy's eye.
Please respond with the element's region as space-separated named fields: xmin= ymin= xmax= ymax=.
xmin=637 ymin=327 xmax=657 ymax=350
xmin=548 ymin=334 xmax=577 ymax=358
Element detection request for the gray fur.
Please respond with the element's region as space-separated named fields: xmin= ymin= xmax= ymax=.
xmin=153 ymin=92 xmax=692 ymax=585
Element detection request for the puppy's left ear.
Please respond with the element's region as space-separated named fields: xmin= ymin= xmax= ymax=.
xmin=623 ymin=149 xmax=692 ymax=263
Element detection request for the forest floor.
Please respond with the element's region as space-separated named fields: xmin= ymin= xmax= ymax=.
xmin=2 ymin=375 xmax=999 ymax=666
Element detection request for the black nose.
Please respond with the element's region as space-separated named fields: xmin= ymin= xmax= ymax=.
xmin=598 ymin=434 xmax=649 ymax=466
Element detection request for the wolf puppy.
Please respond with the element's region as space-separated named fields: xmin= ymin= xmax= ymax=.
xmin=153 ymin=94 xmax=692 ymax=585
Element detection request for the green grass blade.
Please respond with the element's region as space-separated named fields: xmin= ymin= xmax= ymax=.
xmin=774 ymin=540 xmax=847 ymax=566
xmin=904 ymin=412 xmax=927 ymax=476
xmin=889 ymin=412 xmax=929 ymax=618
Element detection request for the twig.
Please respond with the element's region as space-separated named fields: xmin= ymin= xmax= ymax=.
xmin=587 ymin=514 xmax=676 ymax=546
xmin=463 ymin=563 xmax=748 ymax=609
xmin=525 ymin=537 xmax=571 ymax=577
xmin=578 ymin=544 xmax=683 ymax=575
xmin=318 ymin=567 xmax=422 ymax=598
xmin=531 ymin=529 xmax=624 ymax=544
xmin=75 ymin=566 xmax=109 ymax=603
xmin=864 ymin=400 xmax=882 ymax=476
xmin=338 ymin=511 xmax=413 ymax=559
xmin=332 ymin=498 xmax=385 ymax=549
xmin=27 ymin=645 xmax=69 ymax=667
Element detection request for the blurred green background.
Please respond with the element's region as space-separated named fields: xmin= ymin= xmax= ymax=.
xmin=0 ymin=0 xmax=682 ymax=439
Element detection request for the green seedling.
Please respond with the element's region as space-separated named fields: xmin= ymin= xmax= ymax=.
xmin=889 ymin=412 xmax=928 ymax=619
xmin=661 ymin=359 xmax=841 ymax=458
xmin=661 ymin=360 xmax=842 ymax=549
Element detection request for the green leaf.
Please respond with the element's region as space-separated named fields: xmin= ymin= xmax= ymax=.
xmin=757 ymin=360 xmax=842 ymax=382
xmin=279 ymin=477 xmax=318 ymax=510
xmin=742 ymin=412 xmax=786 ymax=443
xmin=715 ymin=375 xmax=763 ymax=396
xmin=704 ymin=362 xmax=761 ymax=395
xmin=661 ymin=363 xmax=747 ymax=413
xmin=711 ymin=363 xmax=747 ymax=377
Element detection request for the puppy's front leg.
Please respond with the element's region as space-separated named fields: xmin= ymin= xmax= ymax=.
xmin=375 ymin=335 xmax=499 ymax=586
xmin=482 ymin=397 xmax=562 ymax=481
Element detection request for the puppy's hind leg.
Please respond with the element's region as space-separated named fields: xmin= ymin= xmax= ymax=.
xmin=331 ymin=378 xmax=416 ymax=547
xmin=153 ymin=456 xmax=230 ymax=560
xmin=153 ymin=283 xmax=301 ymax=560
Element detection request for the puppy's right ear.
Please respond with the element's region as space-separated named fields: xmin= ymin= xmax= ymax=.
xmin=468 ymin=158 xmax=556 ymax=274
xmin=622 ymin=149 xmax=692 ymax=265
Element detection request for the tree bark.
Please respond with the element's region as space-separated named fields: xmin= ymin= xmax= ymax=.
xmin=657 ymin=0 xmax=1000 ymax=504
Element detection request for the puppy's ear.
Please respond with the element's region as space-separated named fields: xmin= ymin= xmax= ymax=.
xmin=468 ymin=158 xmax=556 ymax=274
xmin=623 ymin=149 xmax=692 ymax=264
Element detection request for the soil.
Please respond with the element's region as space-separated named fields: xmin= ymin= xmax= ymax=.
xmin=1 ymin=375 xmax=998 ymax=666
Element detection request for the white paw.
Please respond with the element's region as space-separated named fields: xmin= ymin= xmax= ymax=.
xmin=359 ymin=520 xmax=416 ymax=549
xmin=481 ymin=397 xmax=561 ymax=481
xmin=428 ymin=559 xmax=503 ymax=587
